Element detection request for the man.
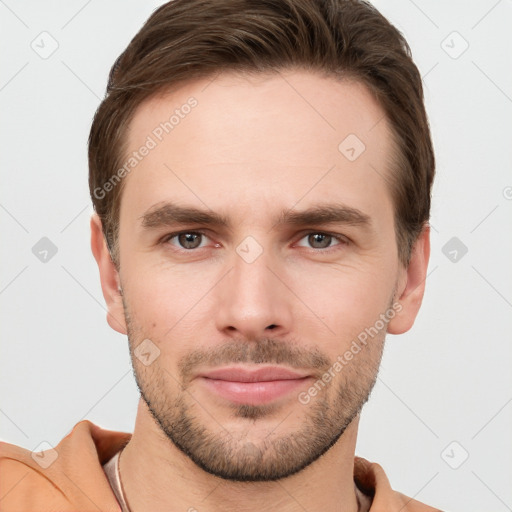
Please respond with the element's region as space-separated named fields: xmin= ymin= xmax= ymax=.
xmin=0 ymin=0 xmax=441 ymax=510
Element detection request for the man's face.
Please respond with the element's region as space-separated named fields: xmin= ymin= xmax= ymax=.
xmin=114 ymin=70 xmax=405 ymax=481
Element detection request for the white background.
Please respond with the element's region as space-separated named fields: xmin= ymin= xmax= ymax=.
xmin=1 ymin=1 xmax=511 ymax=511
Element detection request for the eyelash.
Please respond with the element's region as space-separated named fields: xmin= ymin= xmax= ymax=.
xmin=160 ymin=230 xmax=349 ymax=253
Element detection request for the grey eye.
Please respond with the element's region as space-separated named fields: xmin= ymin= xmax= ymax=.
xmin=168 ymin=232 xmax=206 ymax=249
xmin=306 ymin=233 xmax=333 ymax=249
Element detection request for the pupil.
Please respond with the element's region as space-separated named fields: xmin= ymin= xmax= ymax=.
xmin=310 ymin=233 xmax=330 ymax=248
xmin=180 ymin=233 xmax=200 ymax=249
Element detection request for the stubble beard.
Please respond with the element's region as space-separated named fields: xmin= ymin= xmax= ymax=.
xmin=123 ymin=297 xmax=385 ymax=482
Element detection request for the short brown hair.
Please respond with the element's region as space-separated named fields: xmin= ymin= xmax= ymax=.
xmin=88 ymin=0 xmax=435 ymax=268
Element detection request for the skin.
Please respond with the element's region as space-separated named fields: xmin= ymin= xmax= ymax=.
xmin=91 ymin=69 xmax=430 ymax=512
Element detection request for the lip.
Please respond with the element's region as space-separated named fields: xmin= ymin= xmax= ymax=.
xmin=198 ymin=366 xmax=309 ymax=382
xmin=197 ymin=366 xmax=312 ymax=405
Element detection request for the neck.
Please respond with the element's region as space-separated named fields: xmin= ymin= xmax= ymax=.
xmin=119 ymin=399 xmax=361 ymax=512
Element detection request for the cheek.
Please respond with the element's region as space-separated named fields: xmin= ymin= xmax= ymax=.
xmin=123 ymin=258 xmax=212 ymax=342
xmin=288 ymin=263 xmax=394 ymax=343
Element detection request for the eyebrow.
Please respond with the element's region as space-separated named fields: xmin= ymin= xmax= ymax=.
xmin=139 ymin=201 xmax=372 ymax=231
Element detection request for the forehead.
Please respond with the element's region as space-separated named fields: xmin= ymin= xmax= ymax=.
xmin=120 ymin=69 xmax=395 ymax=228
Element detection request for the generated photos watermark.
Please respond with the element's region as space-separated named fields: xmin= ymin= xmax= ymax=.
xmin=298 ymin=301 xmax=403 ymax=405
xmin=93 ymin=97 xmax=198 ymax=200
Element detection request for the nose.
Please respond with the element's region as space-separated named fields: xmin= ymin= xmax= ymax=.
xmin=213 ymin=246 xmax=294 ymax=340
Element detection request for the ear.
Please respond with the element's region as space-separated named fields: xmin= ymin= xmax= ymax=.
xmin=387 ymin=224 xmax=430 ymax=335
xmin=90 ymin=213 xmax=127 ymax=335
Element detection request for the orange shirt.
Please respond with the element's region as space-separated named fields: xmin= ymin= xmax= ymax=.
xmin=0 ymin=420 xmax=442 ymax=511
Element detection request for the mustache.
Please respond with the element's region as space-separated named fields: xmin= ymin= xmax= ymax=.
xmin=178 ymin=338 xmax=331 ymax=382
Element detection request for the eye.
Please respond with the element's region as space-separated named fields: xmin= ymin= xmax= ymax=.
xmin=295 ymin=232 xmax=348 ymax=250
xmin=160 ymin=230 xmax=348 ymax=253
xmin=162 ymin=231 xmax=211 ymax=250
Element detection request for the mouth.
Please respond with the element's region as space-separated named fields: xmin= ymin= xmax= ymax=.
xmin=196 ymin=366 xmax=312 ymax=405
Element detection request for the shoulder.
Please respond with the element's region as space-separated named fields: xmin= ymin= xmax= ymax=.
xmin=354 ymin=456 xmax=444 ymax=511
xmin=0 ymin=420 xmax=130 ymax=511
xmin=0 ymin=439 xmax=69 ymax=509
